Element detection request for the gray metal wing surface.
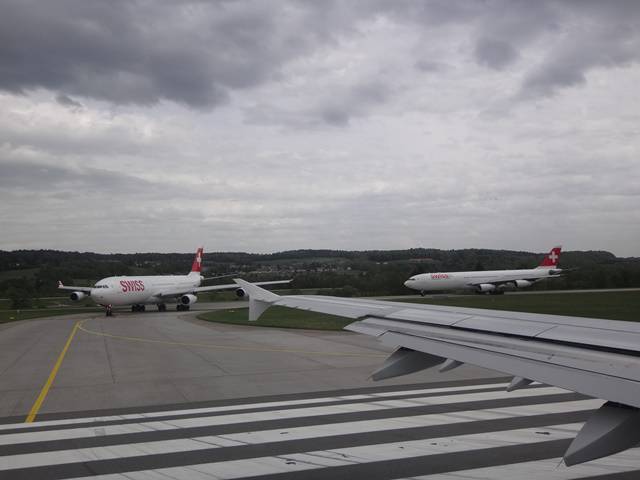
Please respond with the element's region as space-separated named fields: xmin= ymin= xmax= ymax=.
xmin=233 ymin=279 xmax=640 ymax=466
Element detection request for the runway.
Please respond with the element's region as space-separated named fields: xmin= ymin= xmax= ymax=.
xmin=1 ymin=308 xmax=639 ymax=478
xmin=0 ymin=307 xmax=496 ymax=419
xmin=1 ymin=380 xmax=639 ymax=479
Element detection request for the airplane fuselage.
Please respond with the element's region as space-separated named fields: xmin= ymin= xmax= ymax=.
xmin=90 ymin=274 xmax=203 ymax=306
xmin=405 ymin=268 xmax=559 ymax=293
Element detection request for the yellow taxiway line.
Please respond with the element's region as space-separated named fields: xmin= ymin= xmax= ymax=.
xmin=25 ymin=320 xmax=82 ymax=423
xmin=23 ymin=315 xmax=384 ymax=423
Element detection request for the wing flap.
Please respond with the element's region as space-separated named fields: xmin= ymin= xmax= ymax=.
xmin=451 ymin=315 xmax=554 ymax=336
xmin=355 ymin=316 xmax=640 ymax=382
xmin=385 ymin=308 xmax=470 ymax=326
xmin=536 ymin=325 xmax=640 ymax=353
xmin=376 ymin=329 xmax=640 ymax=408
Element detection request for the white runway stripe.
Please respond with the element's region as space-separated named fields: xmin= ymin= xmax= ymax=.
xmin=0 ymin=399 xmax=600 ymax=471
xmin=0 ymin=382 xmax=509 ymax=432
xmin=69 ymin=423 xmax=586 ymax=480
xmin=0 ymin=386 xmax=572 ymax=446
xmin=413 ymin=452 xmax=640 ymax=479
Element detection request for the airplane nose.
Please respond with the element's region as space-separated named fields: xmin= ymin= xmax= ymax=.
xmin=91 ymin=290 xmax=103 ymax=302
xmin=404 ymin=280 xmax=411 ymax=288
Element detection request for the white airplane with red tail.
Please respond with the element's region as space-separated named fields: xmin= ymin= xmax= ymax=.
xmin=404 ymin=246 xmax=564 ymax=295
xmin=58 ymin=247 xmax=290 ymax=316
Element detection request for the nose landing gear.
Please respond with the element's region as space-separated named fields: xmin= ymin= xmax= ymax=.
xmin=105 ymin=305 xmax=113 ymax=317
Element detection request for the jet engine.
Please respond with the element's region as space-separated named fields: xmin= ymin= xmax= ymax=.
xmin=235 ymin=288 xmax=246 ymax=298
xmin=514 ymin=279 xmax=533 ymax=288
xmin=476 ymin=284 xmax=496 ymax=293
xmin=180 ymin=294 xmax=198 ymax=305
xmin=70 ymin=291 xmax=86 ymax=301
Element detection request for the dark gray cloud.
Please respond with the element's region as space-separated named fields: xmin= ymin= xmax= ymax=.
xmin=320 ymin=82 xmax=391 ymax=126
xmin=517 ymin=1 xmax=640 ymax=98
xmin=378 ymin=0 xmax=486 ymax=27
xmin=0 ymin=0 xmax=342 ymax=109
xmin=0 ymin=153 xmax=243 ymax=200
xmin=2 ymin=0 xmax=638 ymax=112
xmin=246 ymin=80 xmax=392 ymax=127
xmin=474 ymin=37 xmax=518 ymax=70
xmin=0 ymin=158 xmax=157 ymax=194
xmin=55 ymin=94 xmax=83 ymax=109
xmin=520 ymin=28 xmax=640 ymax=98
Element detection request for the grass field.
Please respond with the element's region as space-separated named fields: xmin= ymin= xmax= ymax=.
xmin=198 ymin=291 xmax=640 ymax=330
xmin=0 ymin=295 xmax=101 ymax=324
xmin=0 ymin=307 xmax=102 ymax=323
xmin=403 ymin=291 xmax=640 ymax=322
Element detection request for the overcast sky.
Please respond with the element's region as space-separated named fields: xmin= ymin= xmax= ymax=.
xmin=1 ymin=0 xmax=639 ymax=256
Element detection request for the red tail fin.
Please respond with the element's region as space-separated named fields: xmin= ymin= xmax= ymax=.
xmin=190 ymin=247 xmax=204 ymax=273
xmin=537 ymin=246 xmax=562 ymax=269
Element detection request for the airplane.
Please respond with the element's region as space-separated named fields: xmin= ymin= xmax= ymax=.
xmin=404 ymin=246 xmax=564 ymax=295
xmin=234 ymin=278 xmax=640 ymax=466
xmin=58 ymin=247 xmax=290 ymax=316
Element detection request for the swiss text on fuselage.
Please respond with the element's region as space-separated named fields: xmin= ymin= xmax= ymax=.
xmin=430 ymin=273 xmax=450 ymax=280
xmin=120 ymin=280 xmax=145 ymax=292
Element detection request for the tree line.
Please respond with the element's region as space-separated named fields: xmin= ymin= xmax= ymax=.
xmin=1 ymin=248 xmax=639 ymax=307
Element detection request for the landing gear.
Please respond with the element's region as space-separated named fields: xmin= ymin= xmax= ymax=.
xmin=157 ymin=303 xmax=167 ymax=312
xmin=105 ymin=305 xmax=113 ymax=317
xmin=131 ymin=304 xmax=146 ymax=312
xmin=176 ymin=304 xmax=190 ymax=311
xmin=420 ymin=290 xmax=426 ymax=297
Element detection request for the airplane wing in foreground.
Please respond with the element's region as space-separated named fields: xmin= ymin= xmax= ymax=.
xmin=233 ymin=279 xmax=640 ymax=466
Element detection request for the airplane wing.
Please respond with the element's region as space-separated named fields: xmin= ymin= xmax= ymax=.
xmin=156 ymin=280 xmax=291 ymax=299
xmin=466 ymin=278 xmax=541 ymax=288
xmin=57 ymin=281 xmax=92 ymax=293
xmin=233 ymin=279 xmax=640 ymax=466
xmin=201 ymin=273 xmax=239 ymax=282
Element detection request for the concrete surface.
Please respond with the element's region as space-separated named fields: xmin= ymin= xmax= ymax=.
xmin=0 ymin=306 xmax=500 ymax=419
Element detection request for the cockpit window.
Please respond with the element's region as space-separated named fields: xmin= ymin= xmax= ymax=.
xmin=94 ymin=284 xmax=108 ymax=288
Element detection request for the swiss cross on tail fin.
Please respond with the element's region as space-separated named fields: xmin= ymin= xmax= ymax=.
xmin=537 ymin=246 xmax=562 ymax=269
xmin=190 ymin=247 xmax=204 ymax=273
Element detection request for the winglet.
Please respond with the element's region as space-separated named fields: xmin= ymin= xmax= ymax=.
xmin=233 ymin=279 xmax=280 ymax=321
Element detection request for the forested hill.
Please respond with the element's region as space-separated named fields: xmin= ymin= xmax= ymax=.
xmin=0 ymin=248 xmax=638 ymax=298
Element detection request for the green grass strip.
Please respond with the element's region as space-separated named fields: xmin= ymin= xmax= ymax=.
xmin=402 ymin=291 xmax=640 ymax=322
xmin=0 ymin=308 xmax=101 ymax=324
xmin=198 ymin=306 xmax=353 ymax=330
